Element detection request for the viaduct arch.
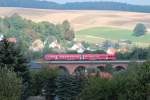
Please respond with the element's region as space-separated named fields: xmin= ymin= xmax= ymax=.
xmin=48 ymin=63 xmax=128 ymax=74
xmin=35 ymin=60 xmax=145 ymax=75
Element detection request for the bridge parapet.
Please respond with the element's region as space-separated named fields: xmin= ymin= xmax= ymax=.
xmin=38 ymin=60 xmax=145 ymax=64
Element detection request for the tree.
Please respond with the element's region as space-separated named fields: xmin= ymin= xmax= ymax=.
xmin=61 ymin=20 xmax=75 ymax=41
xmin=129 ymin=47 xmax=148 ymax=60
xmin=56 ymin=74 xmax=81 ymax=100
xmin=147 ymin=47 xmax=150 ymax=59
xmin=133 ymin=23 xmax=147 ymax=36
xmin=35 ymin=21 xmax=61 ymax=41
xmin=0 ymin=39 xmax=31 ymax=100
xmin=0 ymin=67 xmax=22 ymax=100
xmin=43 ymin=67 xmax=58 ymax=100
xmin=135 ymin=61 xmax=150 ymax=99
xmin=80 ymin=77 xmax=113 ymax=100
xmin=30 ymin=66 xmax=58 ymax=100
xmin=63 ymin=29 xmax=75 ymax=41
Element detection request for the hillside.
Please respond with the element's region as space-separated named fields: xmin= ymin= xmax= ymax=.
xmin=0 ymin=0 xmax=150 ymax=13
xmin=76 ymin=27 xmax=150 ymax=46
xmin=0 ymin=7 xmax=150 ymax=31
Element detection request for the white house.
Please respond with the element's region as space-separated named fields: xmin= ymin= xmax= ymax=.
xmin=49 ymin=40 xmax=61 ymax=49
xmin=0 ymin=34 xmax=4 ymax=41
xmin=69 ymin=42 xmax=85 ymax=53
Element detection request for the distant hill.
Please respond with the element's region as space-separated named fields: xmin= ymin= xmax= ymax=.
xmin=0 ymin=0 xmax=150 ymax=13
xmin=0 ymin=0 xmax=59 ymax=9
xmin=1 ymin=7 xmax=150 ymax=32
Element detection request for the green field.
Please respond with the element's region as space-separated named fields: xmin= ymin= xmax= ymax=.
xmin=76 ymin=27 xmax=150 ymax=46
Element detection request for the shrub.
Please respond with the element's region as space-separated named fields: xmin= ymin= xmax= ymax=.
xmin=0 ymin=67 xmax=22 ymax=100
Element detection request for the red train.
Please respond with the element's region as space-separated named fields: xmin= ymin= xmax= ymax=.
xmin=44 ymin=54 xmax=116 ymax=61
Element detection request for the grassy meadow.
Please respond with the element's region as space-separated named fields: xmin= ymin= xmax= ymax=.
xmin=76 ymin=27 xmax=150 ymax=46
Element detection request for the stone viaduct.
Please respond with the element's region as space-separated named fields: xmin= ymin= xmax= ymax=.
xmin=36 ymin=60 xmax=145 ymax=74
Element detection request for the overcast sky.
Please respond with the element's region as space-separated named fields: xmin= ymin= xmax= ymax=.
xmin=41 ymin=0 xmax=150 ymax=5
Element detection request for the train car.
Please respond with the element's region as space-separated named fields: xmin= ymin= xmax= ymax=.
xmin=44 ymin=54 xmax=81 ymax=61
xmin=82 ymin=54 xmax=96 ymax=60
xmin=107 ymin=54 xmax=116 ymax=60
xmin=44 ymin=54 xmax=58 ymax=61
xmin=82 ymin=54 xmax=116 ymax=60
xmin=57 ymin=54 xmax=81 ymax=60
xmin=94 ymin=54 xmax=108 ymax=60
xmin=44 ymin=54 xmax=116 ymax=61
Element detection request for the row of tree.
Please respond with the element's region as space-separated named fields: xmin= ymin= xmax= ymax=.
xmin=116 ymin=47 xmax=150 ymax=60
